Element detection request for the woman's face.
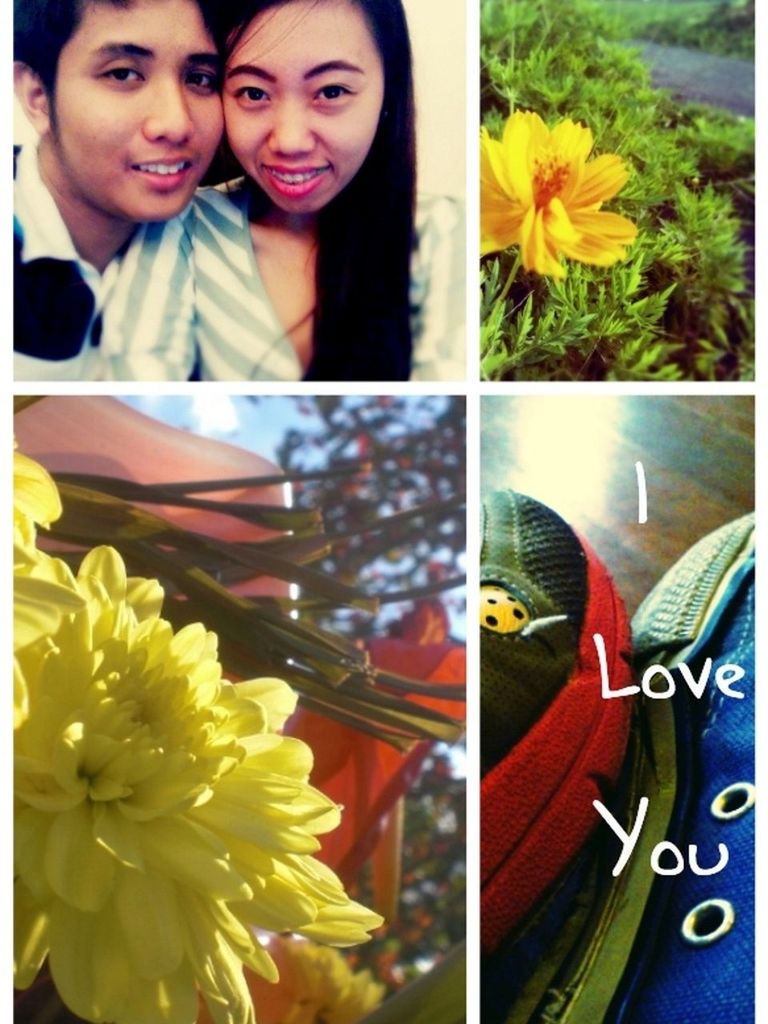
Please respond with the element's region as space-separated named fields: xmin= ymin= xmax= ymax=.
xmin=224 ymin=0 xmax=385 ymax=220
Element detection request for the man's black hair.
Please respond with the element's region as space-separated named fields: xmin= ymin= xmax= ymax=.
xmin=14 ymin=0 xmax=218 ymax=95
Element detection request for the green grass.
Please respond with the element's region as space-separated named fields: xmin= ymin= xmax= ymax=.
xmin=600 ymin=0 xmax=754 ymax=58
xmin=606 ymin=0 xmax=721 ymax=34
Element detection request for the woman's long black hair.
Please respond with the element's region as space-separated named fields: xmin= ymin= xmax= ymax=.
xmin=215 ymin=0 xmax=416 ymax=381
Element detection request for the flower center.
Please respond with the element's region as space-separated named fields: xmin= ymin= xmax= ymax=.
xmin=532 ymin=154 xmax=570 ymax=208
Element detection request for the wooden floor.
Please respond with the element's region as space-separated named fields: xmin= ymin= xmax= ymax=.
xmin=481 ymin=395 xmax=754 ymax=617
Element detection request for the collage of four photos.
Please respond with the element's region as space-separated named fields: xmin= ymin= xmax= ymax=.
xmin=11 ymin=1 xmax=758 ymax=1023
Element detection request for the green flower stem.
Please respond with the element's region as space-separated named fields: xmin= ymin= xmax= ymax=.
xmin=142 ymin=464 xmax=373 ymax=491
xmin=375 ymin=576 xmax=467 ymax=604
xmin=498 ymin=252 xmax=522 ymax=304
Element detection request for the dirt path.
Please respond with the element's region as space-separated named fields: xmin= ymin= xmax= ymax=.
xmin=628 ymin=40 xmax=754 ymax=117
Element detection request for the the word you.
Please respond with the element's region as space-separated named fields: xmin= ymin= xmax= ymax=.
xmin=594 ymin=797 xmax=729 ymax=877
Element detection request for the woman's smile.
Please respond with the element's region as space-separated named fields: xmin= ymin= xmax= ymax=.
xmin=262 ymin=163 xmax=331 ymax=198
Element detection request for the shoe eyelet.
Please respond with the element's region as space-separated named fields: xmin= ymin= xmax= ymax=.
xmin=480 ymin=584 xmax=530 ymax=634
xmin=681 ymin=898 xmax=735 ymax=946
xmin=710 ymin=782 xmax=755 ymax=821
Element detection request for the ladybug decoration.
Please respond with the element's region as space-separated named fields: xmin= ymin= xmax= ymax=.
xmin=480 ymin=584 xmax=531 ymax=634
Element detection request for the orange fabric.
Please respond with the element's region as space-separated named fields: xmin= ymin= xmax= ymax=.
xmin=481 ymin=536 xmax=633 ymax=953
xmin=290 ymin=638 xmax=466 ymax=885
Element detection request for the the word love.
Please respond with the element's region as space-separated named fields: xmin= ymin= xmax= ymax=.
xmin=593 ymin=633 xmax=746 ymax=701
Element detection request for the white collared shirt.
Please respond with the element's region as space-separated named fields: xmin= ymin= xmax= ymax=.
xmin=14 ymin=142 xmax=123 ymax=381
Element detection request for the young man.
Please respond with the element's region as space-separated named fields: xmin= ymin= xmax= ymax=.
xmin=14 ymin=0 xmax=223 ymax=380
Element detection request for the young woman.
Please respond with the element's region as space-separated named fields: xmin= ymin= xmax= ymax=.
xmin=107 ymin=0 xmax=465 ymax=381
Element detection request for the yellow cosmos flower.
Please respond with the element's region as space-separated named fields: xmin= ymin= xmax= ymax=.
xmin=14 ymin=546 xmax=383 ymax=1024
xmin=481 ymin=110 xmax=637 ymax=278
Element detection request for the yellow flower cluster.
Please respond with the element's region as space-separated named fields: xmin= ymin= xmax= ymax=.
xmin=14 ymin=443 xmax=62 ymax=557
xmin=14 ymin=445 xmax=83 ymax=725
xmin=271 ymin=938 xmax=386 ymax=1024
xmin=13 ymin=450 xmax=383 ymax=1024
xmin=481 ymin=110 xmax=637 ymax=278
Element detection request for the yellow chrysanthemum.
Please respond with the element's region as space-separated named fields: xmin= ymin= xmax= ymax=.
xmin=14 ymin=549 xmax=86 ymax=655
xmin=481 ymin=110 xmax=638 ymax=278
xmin=14 ymin=444 xmax=63 ymax=560
xmin=200 ymin=937 xmax=385 ymax=1024
xmin=14 ymin=546 xmax=383 ymax=1024
xmin=13 ymin=445 xmax=84 ymax=726
xmin=271 ymin=938 xmax=386 ymax=1024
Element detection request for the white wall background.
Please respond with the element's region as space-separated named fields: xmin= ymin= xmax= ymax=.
xmin=404 ymin=0 xmax=466 ymax=199
xmin=14 ymin=0 xmax=467 ymax=200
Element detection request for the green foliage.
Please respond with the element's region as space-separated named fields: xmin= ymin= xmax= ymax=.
xmin=608 ymin=0 xmax=754 ymax=59
xmin=274 ymin=395 xmax=466 ymax=638
xmin=480 ymin=0 xmax=754 ymax=381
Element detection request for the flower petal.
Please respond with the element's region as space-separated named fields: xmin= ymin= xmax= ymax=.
xmin=481 ymin=130 xmax=526 ymax=255
xmin=480 ymin=197 xmax=525 ymax=257
xmin=298 ymin=899 xmax=385 ymax=946
xmin=500 ymin=113 xmax=538 ymax=208
xmin=139 ymin=816 xmax=252 ymax=902
xmin=45 ymin=803 xmax=117 ymax=911
xmin=571 ymin=153 xmax=630 ymax=209
xmin=521 ymin=206 xmax=565 ymax=278
xmin=79 ymin=546 xmax=128 ymax=606
xmin=14 ymin=658 xmax=29 ymax=730
xmin=561 ymin=210 xmax=639 ymax=265
xmin=14 ymin=882 xmax=50 ymax=988
xmin=549 ymin=117 xmax=594 ymax=164
xmin=544 ymin=197 xmax=580 ymax=246
xmin=48 ymin=902 xmax=104 ymax=1021
xmin=482 ymin=128 xmax=519 ymax=204
xmin=126 ymin=575 xmax=165 ymax=621
xmin=119 ymin=961 xmax=199 ymax=1024
xmin=14 ymin=562 xmax=84 ymax=652
xmin=183 ymin=894 xmax=257 ymax=1024
xmin=14 ymin=451 xmax=63 ymax=528
xmin=235 ymin=676 xmax=298 ymax=731
xmin=234 ymin=871 xmax=319 ymax=933
xmin=93 ymin=803 xmax=146 ymax=869
xmin=114 ymin=868 xmax=185 ymax=979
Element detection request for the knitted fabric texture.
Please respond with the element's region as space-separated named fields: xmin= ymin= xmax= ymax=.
xmin=481 ymin=490 xmax=587 ymax=771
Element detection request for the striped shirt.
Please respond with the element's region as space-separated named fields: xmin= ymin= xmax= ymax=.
xmin=105 ymin=182 xmax=465 ymax=382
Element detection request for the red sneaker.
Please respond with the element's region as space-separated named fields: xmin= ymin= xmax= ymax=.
xmin=481 ymin=489 xmax=634 ymax=953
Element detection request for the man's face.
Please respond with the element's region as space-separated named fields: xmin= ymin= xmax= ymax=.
xmin=39 ymin=0 xmax=223 ymax=236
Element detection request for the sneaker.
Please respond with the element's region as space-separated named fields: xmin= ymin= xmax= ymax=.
xmin=612 ymin=514 xmax=755 ymax=1024
xmin=481 ymin=489 xmax=634 ymax=962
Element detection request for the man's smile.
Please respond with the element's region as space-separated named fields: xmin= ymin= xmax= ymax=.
xmin=132 ymin=159 xmax=193 ymax=175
